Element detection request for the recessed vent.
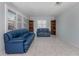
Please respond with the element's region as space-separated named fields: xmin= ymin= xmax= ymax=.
xmin=56 ymin=2 xmax=62 ymax=5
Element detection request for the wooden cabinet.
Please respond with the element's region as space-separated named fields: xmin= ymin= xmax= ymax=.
xmin=29 ymin=20 xmax=34 ymax=32
xmin=51 ymin=20 xmax=56 ymax=35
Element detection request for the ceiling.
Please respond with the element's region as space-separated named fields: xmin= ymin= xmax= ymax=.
xmin=11 ymin=2 xmax=78 ymax=17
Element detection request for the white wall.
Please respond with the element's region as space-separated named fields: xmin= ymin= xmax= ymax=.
xmin=56 ymin=3 xmax=79 ymax=48
xmin=0 ymin=2 xmax=6 ymax=55
xmin=30 ymin=16 xmax=54 ymax=33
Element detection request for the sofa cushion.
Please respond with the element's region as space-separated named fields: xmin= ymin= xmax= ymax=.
xmin=4 ymin=33 xmax=11 ymax=42
xmin=13 ymin=37 xmax=24 ymax=40
xmin=4 ymin=29 xmax=29 ymax=41
xmin=12 ymin=29 xmax=29 ymax=38
xmin=24 ymin=34 xmax=34 ymax=45
xmin=37 ymin=28 xmax=49 ymax=32
xmin=22 ymin=33 xmax=29 ymax=38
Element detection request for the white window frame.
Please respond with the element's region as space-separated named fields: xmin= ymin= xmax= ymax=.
xmin=37 ymin=20 xmax=47 ymax=28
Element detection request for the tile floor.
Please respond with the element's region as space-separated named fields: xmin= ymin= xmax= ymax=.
xmin=4 ymin=35 xmax=79 ymax=56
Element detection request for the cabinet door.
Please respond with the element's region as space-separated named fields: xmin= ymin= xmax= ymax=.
xmin=51 ymin=20 xmax=56 ymax=35
xmin=29 ymin=20 xmax=34 ymax=32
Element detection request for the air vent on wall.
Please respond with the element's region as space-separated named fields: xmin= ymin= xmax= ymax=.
xmin=56 ymin=2 xmax=62 ymax=5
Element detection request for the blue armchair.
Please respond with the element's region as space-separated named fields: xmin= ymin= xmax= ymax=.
xmin=37 ymin=28 xmax=50 ymax=37
xmin=4 ymin=29 xmax=35 ymax=54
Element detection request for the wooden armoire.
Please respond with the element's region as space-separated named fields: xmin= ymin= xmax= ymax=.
xmin=29 ymin=20 xmax=34 ymax=32
xmin=51 ymin=20 xmax=56 ymax=35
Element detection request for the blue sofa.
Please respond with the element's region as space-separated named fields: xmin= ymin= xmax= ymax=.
xmin=37 ymin=28 xmax=50 ymax=37
xmin=4 ymin=29 xmax=35 ymax=54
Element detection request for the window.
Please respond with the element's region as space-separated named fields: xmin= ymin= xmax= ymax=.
xmin=23 ymin=17 xmax=29 ymax=28
xmin=8 ymin=9 xmax=16 ymax=21
xmin=17 ymin=15 xmax=22 ymax=29
xmin=37 ymin=20 xmax=47 ymax=28
xmin=8 ymin=9 xmax=16 ymax=31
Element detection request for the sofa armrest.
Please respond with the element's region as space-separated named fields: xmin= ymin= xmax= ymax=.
xmin=36 ymin=31 xmax=39 ymax=34
xmin=47 ymin=31 xmax=51 ymax=33
xmin=49 ymin=31 xmax=51 ymax=34
xmin=7 ymin=40 xmax=24 ymax=43
xmin=5 ymin=39 xmax=24 ymax=53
